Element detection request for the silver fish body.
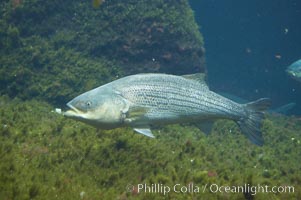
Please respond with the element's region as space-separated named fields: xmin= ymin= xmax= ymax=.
xmin=112 ymin=74 xmax=243 ymax=124
xmin=64 ymin=73 xmax=271 ymax=145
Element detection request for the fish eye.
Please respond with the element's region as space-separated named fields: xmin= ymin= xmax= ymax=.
xmin=86 ymin=101 xmax=92 ymax=107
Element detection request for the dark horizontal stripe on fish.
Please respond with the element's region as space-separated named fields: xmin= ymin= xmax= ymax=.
xmin=135 ymin=92 xmax=233 ymax=116
xmin=128 ymin=89 xmax=236 ymax=116
xmin=122 ymin=85 xmax=242 ymax=117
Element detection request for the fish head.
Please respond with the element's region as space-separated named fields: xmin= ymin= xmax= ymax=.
xmin=287 ymin=60 xmax=301 ymax=82
xmin=287 ymin=67 xmax=301 ymax=82
xmin=64 ymin=88 xmax=126 ymax=128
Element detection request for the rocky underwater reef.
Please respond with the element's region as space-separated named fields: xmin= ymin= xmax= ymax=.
xmin=0 ymin=0 xmax=301 ymax=199
xmin=0 ymin=0 xmax=204 ymax=105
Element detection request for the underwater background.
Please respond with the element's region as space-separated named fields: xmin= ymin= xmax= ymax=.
xmin=0 ymin=0 xmax=300 ymax=199
xmin=190 ymin=0 xmax=301 ymax=116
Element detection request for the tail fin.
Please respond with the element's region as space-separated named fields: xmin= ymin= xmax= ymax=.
xmin=237 ymin=98 xmax=271 ymax=146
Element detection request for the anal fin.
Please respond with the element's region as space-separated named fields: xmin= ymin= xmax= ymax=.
xmin=195 ymin=120 xmax=214 ymax=135
xmin=134 ymin=128 xmax=155 ymax=138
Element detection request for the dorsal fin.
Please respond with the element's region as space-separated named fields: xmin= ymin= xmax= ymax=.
xmin=182 ymin=73 xmax=209 ymax=89
xmin=182 ymin=73 xmax=206 ymax=82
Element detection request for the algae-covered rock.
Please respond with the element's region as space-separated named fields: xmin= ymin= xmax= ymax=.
xmin=0 ymin=0 xmax=205 ymax=104
xmin=1 ymin=96 xmax=300 ymax=199
xmin=8 ymin=0 xmax=204 ymax=73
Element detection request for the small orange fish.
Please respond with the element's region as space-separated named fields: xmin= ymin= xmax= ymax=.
xmin=12 ymin=0 xmax=22 ymax=9
xmin=92 ymin=0 xmax=105 ymax=8
xmin=275 ymin=54 xmax=282 ymax=59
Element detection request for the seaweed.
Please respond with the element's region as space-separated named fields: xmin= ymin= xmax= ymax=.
xmin=0 ymin=96 xmax=300 ymax=199
xmin=0 ymin=0 xmax=205 ymax=105
xmin=1 ymin=0 xmax=300 ymax=199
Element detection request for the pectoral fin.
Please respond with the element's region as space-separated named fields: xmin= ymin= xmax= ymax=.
xmin=134 ymin=128 xmax=155 ymax=138
xmin=128 ymin=106 xmax=149 ymax=117
xmin=124 ymin=106 xmax=150 ymax=123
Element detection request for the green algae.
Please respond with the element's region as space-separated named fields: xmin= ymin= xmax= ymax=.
xmin=0 ymin=0 xmax=205 ymax=104
xmin=0 ymin=96 xmax=300 ymax=199
xmin=0 ymin=31 xmax=119 ymax=104
xmin=0 ymin=0 xmax=300 ymax=199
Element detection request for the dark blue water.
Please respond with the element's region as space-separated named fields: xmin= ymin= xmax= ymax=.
xmin=189 ymin=0 xmax=301 ymax=115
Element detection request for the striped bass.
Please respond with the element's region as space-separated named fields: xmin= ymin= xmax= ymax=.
xmin=63 ymin=73 xmax=271 ymax=146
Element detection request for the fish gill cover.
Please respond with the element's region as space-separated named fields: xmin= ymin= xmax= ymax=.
xmin=0 ymin=0 xmax=205 ymax=105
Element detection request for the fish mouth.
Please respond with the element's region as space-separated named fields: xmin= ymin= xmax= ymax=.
xmin=286 ymin=70 xmax=296 ymax=77
xmin=63 ymin=102 xmax=83 ymax=117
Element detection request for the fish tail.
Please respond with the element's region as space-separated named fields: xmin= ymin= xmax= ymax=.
xmin=237 ymin=98 xmax=271 ymax=146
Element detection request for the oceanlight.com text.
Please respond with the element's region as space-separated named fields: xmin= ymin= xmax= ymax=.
xmin=209 ymin=183 xmax=294 ymax=195
xmin=126 ymin=183 xmax=295 ymax=195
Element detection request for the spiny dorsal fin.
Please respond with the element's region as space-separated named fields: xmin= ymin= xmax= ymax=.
xmin=182 ymin=73 xmax=206 ymax=82
xmin=182 ymin=73 xmax=208 ymax=89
